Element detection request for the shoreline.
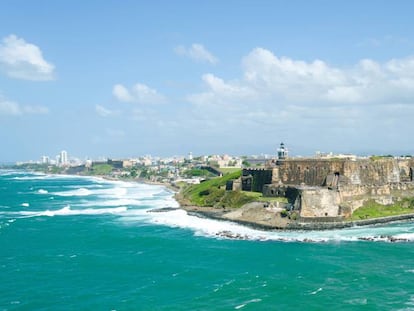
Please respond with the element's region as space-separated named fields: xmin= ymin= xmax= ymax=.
xmin=137 ymin=179 xmax=414 ymax=232
xmin=13 ymin=169 xmax=414 ymax=232
xmin=176 ymin=199 xmax=414 ymax=231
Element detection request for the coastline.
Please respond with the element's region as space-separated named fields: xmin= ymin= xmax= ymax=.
xmin=174 ymin=191 xmax=414 ymax=231
xmin=13 ymin=169 xmax=414 ymax=232
xmin=136 ymin=178 xmax=414 ymax=232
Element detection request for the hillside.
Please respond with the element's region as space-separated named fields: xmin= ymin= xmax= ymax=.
xmin=179 ymin=170 xmax=259 ymax=208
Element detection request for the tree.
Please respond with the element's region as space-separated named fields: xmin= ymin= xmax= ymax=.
xmin=242 ymin=160 xmax=251 ymax=167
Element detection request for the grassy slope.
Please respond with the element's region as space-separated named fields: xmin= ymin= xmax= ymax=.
xmin=181 ymin=170 xmax=288 ymax=208
xmin=349 ymin=198 xmax=414 ymax=220
xmin=182 ymin=170 xmax=242 ymax=207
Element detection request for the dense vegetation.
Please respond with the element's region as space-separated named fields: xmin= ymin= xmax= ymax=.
xmin=349 ymin=198 xmax=414 ymax=220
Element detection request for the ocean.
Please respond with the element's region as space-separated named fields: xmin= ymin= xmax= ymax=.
xmin=1 ymin=170 xmax=414 ymax=310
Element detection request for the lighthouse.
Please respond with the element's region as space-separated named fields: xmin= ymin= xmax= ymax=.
xmin=277 ymin=142 xmax=288 ymax=160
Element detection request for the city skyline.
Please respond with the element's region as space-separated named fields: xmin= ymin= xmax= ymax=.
xmin=1 ymin=1 xmax=414 ymax=162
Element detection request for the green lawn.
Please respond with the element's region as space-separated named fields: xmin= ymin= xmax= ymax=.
xmin=181 ymin=170 xmax=266 ymax=208
xmin=349 ymin=198 xmax=414 ymax=220
xmin=181 ymin=170 xmax=290 ymax=208
xmin=182 ymin=170 xmax=242 ymax=206
xmin=218 ymin=167 xmax=243 ymax=174
xmin=242 ymin=191 xmax=288 ymax=203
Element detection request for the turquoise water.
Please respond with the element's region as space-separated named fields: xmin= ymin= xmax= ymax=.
xmin=1 ymin=170 xmax=414 ymax=310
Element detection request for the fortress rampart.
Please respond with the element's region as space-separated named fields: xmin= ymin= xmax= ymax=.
xmin=268 ymin=158 xmax=414 ymax=186
xmin=242 ymin=157 xmax=414 ymax=219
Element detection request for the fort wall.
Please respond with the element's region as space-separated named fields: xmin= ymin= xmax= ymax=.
xmin=269 ymin=158 xmax=414 ymax=187
xmin=246 ymin=157 xmax=414 ymax=219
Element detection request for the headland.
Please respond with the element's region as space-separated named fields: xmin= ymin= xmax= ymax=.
xmin=176 ymin=149 xmax=414 ymax=231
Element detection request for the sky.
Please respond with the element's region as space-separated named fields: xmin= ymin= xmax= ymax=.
xmin=1 ymin=0 xmax=414 ymax=161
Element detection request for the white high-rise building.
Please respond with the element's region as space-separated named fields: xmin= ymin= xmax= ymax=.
xmin=60 ymin=150 xmax=68 ymax=166
xmin=41 ymin=156 xmax=50 ymax=164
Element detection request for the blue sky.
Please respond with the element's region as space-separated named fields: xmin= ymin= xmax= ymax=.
xmin=1 ymin=1 xmax=414 ymax=161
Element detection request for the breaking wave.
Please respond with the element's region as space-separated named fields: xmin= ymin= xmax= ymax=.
xmin=17 ymin=205 xmax=128 ymax=217
xmin=138 ymin=208 xmax=414 ymax=243
xmin=53 ymin=187 xmax=93 ymax=197
xmin=3 ymin=171 xmax=414 ymax=243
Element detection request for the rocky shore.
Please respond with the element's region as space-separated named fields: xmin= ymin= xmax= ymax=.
xmin=177 ymin=200 xmax=414 ymax=231
xmin=78 ymin=175 xmax=414 ymax=232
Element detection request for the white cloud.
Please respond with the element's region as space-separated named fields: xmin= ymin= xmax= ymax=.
xmin=242 ymin=48 xmax=347 ymax=102
xmin=182 ymin=48 xmax=414 ymax=153
xmin=188 ymin=47 xmax=414 ymax=107
xmin=0 ymin=96 xmax=49 ymax=116
xmin=174 ymin=43 xmax=218 ymax=64
xmin=0 ymin=100 xmax=20 ymax=115
xmin=113 ymin=83 xmax=166 ymax=104
xmin=95 ymin=104 xmax=118 ymax=117
xmin=113 ymin=84 xmax=134 ymax=102
xmin=0 ymin=34 xmax=55 ymax=81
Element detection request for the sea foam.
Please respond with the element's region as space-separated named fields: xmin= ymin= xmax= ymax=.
xmin=18 ymin=205 xmax=128 ymax=217
xmin=140 ymin=207 xmax=414 ymax=243
xmin=7 ymin=171 xmax=414 ymax=243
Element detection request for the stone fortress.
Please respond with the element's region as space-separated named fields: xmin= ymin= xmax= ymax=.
xmin=236 ymin=143 xmax=414 ymax=220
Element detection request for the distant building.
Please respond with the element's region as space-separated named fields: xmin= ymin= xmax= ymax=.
xmin=60 ymin=150 xmax=68 ymax=166
xmin=85 ymin=159 xmax=92 ymax=168
xmin=41 ymin=156 xmax=50 ymax=164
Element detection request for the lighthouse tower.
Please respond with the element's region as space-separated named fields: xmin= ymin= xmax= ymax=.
xmin=277 ymin=142 xmax=288 ymax=160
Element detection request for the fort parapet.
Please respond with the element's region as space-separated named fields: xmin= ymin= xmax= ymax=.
xmin=268 ymin=158 xmax=413 ymax=186
xmin=241 ymin=157 xmax=414 ymax=219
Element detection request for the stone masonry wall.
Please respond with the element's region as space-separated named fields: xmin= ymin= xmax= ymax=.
xmin=299 ymin=188 xmax=341 ymax=217
xmin=270 ymin=158 xmax=414 ymax=187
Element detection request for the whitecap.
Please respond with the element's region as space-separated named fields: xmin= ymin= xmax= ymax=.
xmin=37 ymin=189 xmax=48 ymax=194
xmin=13 ymin=174 xmax=48 ymax=180
xmin=17 ymin=205 xmax=128 ymax=217
xmin=309 ymin=287 xmax=323 ymax=295
xmin=234 ymin=298 xmax=262 ymax=309
xmin=53 ymin=188 xmax=92 ymax=197
xmin=80 ymin=198 xmax=143 ymax=207
xmin=137 ymin=206 xmax=414 ymax=243
xmin=21 ymin=203 xmax=30 ymax=207
xmin=345 ymin=298 xmax=367 ymax=305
